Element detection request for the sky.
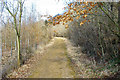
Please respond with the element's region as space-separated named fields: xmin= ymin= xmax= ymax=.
xmin=25 ymin=0 xmax=67 ymax=18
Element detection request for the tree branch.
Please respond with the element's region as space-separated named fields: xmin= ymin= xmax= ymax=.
xmin=15 ymin=2 xmax=19 ymax=16
xmin=3 ymin=2 xmax=15 ymax=17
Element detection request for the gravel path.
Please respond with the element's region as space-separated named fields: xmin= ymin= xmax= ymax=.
xmin=28 ymin=37 xmax=74 ymax=78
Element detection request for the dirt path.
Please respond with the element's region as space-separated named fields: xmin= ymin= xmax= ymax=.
xmin=28 ymin=37 xmax=75 ymax=78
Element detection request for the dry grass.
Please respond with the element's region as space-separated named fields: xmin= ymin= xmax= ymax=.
xmin=6 ymin=38 xmax=54 ymax=78
xmin=64 ymin=38 xmax=118 ymax=78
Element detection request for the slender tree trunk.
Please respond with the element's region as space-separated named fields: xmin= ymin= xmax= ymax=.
xmin=18 ymin=0 xmax=22 ymax=66
xmin=14 ymin=18 xmax=21 ymax=66
xmin=118 ymin=1 xmax=120 ymax=53
xmin=17 ymin=35 xmax=21 ymax=66
xmin=0 ymin=30 xmax=2 ymax=79
xmin=98 ymin=21 xmax=104 ymax=57
xmin=15 ymin=40 xmax=16 ymax=50
xmin=11 ymin=41 xmax=12 ymax=56
xmin=118 ymin=2 xmax=120 ymax=27
xmin=13 ymin=15 xmax=22 ymax=67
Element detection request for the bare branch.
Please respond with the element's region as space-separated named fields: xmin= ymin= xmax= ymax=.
xmin=15 ymin=1 xmax=19 ymax=16
xmin=3 ymin=2 xmax=15 ymax=17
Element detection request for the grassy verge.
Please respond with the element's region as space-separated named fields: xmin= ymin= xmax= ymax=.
xmin=65 ymin=38 xmax=120 ymax=78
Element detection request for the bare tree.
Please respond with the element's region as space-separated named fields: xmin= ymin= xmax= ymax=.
xmin=3 ymin=0 xmax=25 ymax=67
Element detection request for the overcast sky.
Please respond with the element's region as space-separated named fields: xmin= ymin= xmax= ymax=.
xmin=25 ymin=0 xmax=67 ymax=16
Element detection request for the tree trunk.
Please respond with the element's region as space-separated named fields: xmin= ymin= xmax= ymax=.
xmin=118 ymin=2 xmax=120 ymax=27
xmin=18 ymin=0 xmax=22 ymax=66
xmin=3 ymin=0 xmax=23 ymax=67
xmin=14 ymin=17 xmax=21 ymax=67
xmin=0 ymin=30 xmax=2 ymax=79
xmin=17 ymin=35 xmax=21 ymax=66
xmin=118 ymin=1 xmax=120 ymax=53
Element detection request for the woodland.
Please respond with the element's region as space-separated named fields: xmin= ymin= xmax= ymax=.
xmin=0 ymin=0 xmax=120 ymax=78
